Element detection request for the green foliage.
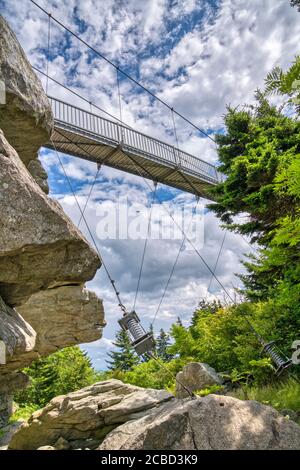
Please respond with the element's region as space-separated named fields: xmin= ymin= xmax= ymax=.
xmin=106 ymin=329 xmax=139 ymax=372
xmin=156 ymin=328 xmax=173 ymax=362
xmin=290 ymin=1 xmax=300 ymax=13
xmin=15 ymin=347 xmax=98 ymax=408
xmin=265 ymin=56 xmax=300 ymax=112
xmin=9 ymin=404 xmax=39 ymax=424
xmin=231 ymin=377 xmax=300 ymax=420
xmin=108 ymin=357 xmax=185 ymax=391
xmin=194 ymin=384 xmax=224 ymax=397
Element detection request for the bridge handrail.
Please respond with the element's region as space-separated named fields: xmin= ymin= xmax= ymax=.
xmin=48 ymin=96 xmax=222 ymax=183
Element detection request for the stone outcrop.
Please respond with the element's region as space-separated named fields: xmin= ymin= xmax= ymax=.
xmin=0 ymin=372 xmax=29 ymax=428
xmin=8 ymin=380 xmax=300 ymax=450
xmin=176 ymin=362 xmax=223 ymax=398
xmin=0 ymin=296 xmax=37 ymax=373
xmin=0 ymin=14 xmax=105 ymax=427
xmin=8 ymin=380 xmax=173 ymax=450
xmin=0 ymin=130 xmax=100 ymax=307
xmin=0 ymin=15 xmax=53 ymax=166
xmin=100 ymin=393 xmax=300 ymax=450
xmin=18 ymin=285 xmax=106 ymax=356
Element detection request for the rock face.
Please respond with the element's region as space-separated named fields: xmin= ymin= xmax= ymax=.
xmin=0 ymin=130 xmax=100 ymax=306
xmin=8 ymin=380 xmax=173 ymax=450
xmin=0 ymin=296 xmax=37 ymax=373
xmin=0 ymin=372 xmax=29 ymax=428
xmin=18 ymin=285 xmax=106 ymax=356
xmin=27 ymin=159 xmax=49 ymax=194
xmin=176 ymin=362 xmax=223 ymax=398
xmin=0 ymin=15 xmax=53 ymax=166
xmin=8 ymin=380 xmax=300 ymax=450
xmin=100 ymin=393 xmax=300 ymax=450
xmin=0 ymin=15 xmax=105 ymax=427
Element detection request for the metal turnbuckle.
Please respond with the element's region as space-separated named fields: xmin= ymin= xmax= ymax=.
xmin=118 ymin=311 xmax=155 ymax=356
xmin=261 ymin=341 xmax=292 ymax=376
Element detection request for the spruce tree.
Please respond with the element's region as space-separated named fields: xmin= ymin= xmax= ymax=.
xmin=141 ymin=323 xmax=156 ymax=362
xmin=191 ymin=299 xmax=221 ymax=328
xmin=156 ymin=328 xmax=173 ymax=362
xmin=106 ymin=329 xmax=139 ymax=371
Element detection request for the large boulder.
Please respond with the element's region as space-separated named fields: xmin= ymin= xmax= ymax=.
xmin=0 ymin=15 xmax=53 ymax=166
xmin=0 ymin=296 xmax=37 ymax=374
xmin=17 ymin=285 xmax=106 ymax=356
xmin=8 ymin=380 xmax=174 ymax=450
xmin=99 ymin=394 xmax=300 ymax=450
xmin=0 ymin=130 xmax=100 ymax=306
xmin=176 ymin=362 xmax=223 ymax=398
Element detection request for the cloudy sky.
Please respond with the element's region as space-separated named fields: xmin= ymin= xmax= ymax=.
xmin=1 ymin=0 xmax=299 ymax=369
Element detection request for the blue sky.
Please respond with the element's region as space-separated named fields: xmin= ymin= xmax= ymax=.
xmin=1 ymin=0 xmax=299 ymax=369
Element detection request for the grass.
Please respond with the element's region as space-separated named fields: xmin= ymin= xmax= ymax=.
xmin=230 ymin=377 xmax=300 ymax=422
xmin=9 ymin=404 xmax=40 ymax=424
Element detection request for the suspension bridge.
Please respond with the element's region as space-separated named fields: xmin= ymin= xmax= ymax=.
xmin=26 ymin=0 xmax=297 ymax=378
xmin=47 ymin=97 xmax=221 ymax=199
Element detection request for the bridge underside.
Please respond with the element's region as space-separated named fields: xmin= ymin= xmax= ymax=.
xmin=47 ymin=124 xmax=216 ymax=199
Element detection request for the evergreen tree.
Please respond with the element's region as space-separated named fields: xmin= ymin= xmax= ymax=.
xmin=141 ymin=323 xmax=156 ymax=362
xmin=15 ymin=347 xmax=97 ymax=408
xmin=156 ymin=328 xmax=173 ymax=362
xmin=106 ymin=329 xmax=139 ymax=371
xmin=208 ymin=91 xmax=300 ymax=302
xmin=290 ymin=1 xmax=300 ymax=12
xmin=176 ymin=316 xmax=183 ymax=327
xmin=191 ymin=299 xmax=222 ymax=329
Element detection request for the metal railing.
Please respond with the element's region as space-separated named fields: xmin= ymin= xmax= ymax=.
xmin=49 ymin=97 xmax=222 ymax=184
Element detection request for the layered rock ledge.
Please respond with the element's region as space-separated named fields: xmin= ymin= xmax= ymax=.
xmin=8 ymin=379 xmax=300 ymax=450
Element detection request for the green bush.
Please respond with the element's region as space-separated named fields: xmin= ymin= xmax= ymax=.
xmin=15 ymin=347 xmax=98 ymax=408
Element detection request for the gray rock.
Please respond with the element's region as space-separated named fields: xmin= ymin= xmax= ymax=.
xmin=53 ymin=437 xmax=71 ymax=450
xmin=0 ymin=392 xmax=13 ymax=427
xmin=8 ymin=379 xmax=174 ymax=450
xmin=18 ymin=285 xmax=106 ymax=356
xmin=0 ymin=15 xmax=53 ymax=166
xmin=0 ymin=129 xmax=100 ymax=306
xmin=0 ymin=295 xmax=37 ymax=374
xmin=0 ymin=420 xmax=24 ymax=449
xmin=176 ymin=362 xmax=223 ymax=398
xmin=27 ymin=159 xmax=49 ymax=194
xmin=0 ymin=372 xmax=29 ymax=427
xmin=0 ymin=371 xmax=29 ymax=395
xmin=100 ymin=394 xmax=300 ymax=450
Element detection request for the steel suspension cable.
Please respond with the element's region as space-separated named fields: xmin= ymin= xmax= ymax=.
xmin=77 ymin=164 xmax=101 ymax=229
xmin=147 ymin=352 xmax=195 ymax=398
xmin=123 ymin=149 xmax=235 ymax=303
xmin=205 ymin=229 xmax=227 ymax=299
xmin=171 ymin=108 xmax=180 ymax=166
xmin=151 ymin=197 xmax=199 ymax=328
xmin=29 ymin=0 xmax=216 ymax=143
xmin=34 ymin=67 xmax=185 ymax=164
xmin=46 ymin=13 xmax=51 ymax=94
xmin=48 ymin=133 xmax=296 ymax=377
xmin=50 ymin=137 xmax=127 ymax=314
xmin=33 ymin=66 xmax=132 ymax=128
xmin=133 ymin=182 xmax=158 ymax=312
